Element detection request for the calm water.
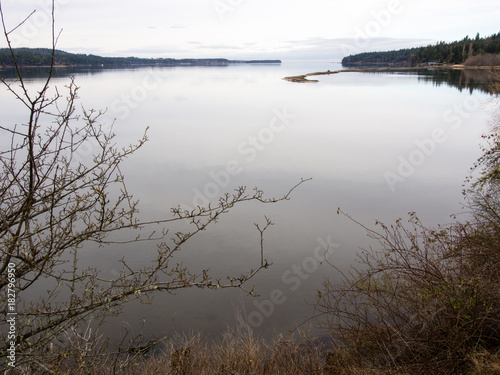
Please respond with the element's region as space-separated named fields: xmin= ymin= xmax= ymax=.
xmin=0 ymin=62 xmax=495 ymax=340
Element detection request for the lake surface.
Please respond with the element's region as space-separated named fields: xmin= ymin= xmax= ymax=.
xmin=1 ymin=62 xmax=496 ymax=341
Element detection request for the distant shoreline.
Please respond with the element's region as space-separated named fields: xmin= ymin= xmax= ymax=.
xmin=0 ymin=60 xmax=282 ymax=69
xmin=0 ymin=48 xmax=281 ymax=69
xmin=283 ymin=65 xmax=500 ymax=83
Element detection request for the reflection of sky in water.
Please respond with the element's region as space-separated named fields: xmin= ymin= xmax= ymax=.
xmin=0 ymin=63 xmax=494 ymax=339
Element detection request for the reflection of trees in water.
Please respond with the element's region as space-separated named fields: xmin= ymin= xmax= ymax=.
xmin=416 ymin=68 xmax=496 ymax=95
xmin=364 ymin=68 xmax=497 ymax=95
xmin=0 ymin=66 xmax=135 ymax=80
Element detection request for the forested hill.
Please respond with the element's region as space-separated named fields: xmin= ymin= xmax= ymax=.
xmin=342 ymin=32 xmax=500 ymax=67
xmin=0 ymin=48 xmax=281 ymax=67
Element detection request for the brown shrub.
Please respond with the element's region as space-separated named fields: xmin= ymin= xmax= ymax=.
xmin=464 ymin=53 xmax=500 ymax=67
xmin=314 ymin=209 xmax=500 ymax=374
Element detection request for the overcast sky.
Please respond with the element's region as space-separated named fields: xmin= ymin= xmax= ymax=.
xmin=1 ymin=0 xmax=499 ymax=61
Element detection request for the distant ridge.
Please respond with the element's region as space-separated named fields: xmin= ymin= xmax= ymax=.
xmin=0 ymin=48 xmax=281 ymax=67
xmin=342 ymin=32 xmax=500 ymax=67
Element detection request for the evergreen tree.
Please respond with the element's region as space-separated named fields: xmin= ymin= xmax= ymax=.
xmin=342 ymin=32 xmax=500 ymax=66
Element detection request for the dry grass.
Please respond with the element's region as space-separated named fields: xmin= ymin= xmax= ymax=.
xmin=7 ymin=321 xmax=498 ymax=375
xmin=468 ymin=350 xmax=500 ymax=375
xmin=112 ymin=330 xmax=412 ymax=375
xmin=3 ymin=324 xmax=420 ymax=375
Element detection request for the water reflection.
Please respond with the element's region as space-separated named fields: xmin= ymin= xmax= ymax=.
xmin=359 ymin=67 xmax=497 ymax=94
xmin=420 ymin=68 xmax=497 ymax=94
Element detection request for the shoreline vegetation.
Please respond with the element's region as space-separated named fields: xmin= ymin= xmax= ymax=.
xmin=283 ymin=64 xmax=500 ymax=83
xmin=0 ymin=48 xmax=281 ymax=68
xmin=341 ymin=33 xmax=500 ymax=66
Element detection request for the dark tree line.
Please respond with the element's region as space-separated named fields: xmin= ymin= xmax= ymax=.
xmin=0 ymin=48 xmax=230 ymax=67
xmin=0 ymin=48 xmax=280 ymax=68
xmin=342 ymin=32 xmax=500 ymax=66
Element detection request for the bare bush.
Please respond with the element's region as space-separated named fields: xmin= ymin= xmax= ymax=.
xmin=464 ymin=53 xmax=500 ymax=67
xmin=316 ymin=209 xmax=500 ymax=373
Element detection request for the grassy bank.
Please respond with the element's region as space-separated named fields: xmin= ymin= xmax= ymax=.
xmin=10 ymin=325 xmax=499 ymax=374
